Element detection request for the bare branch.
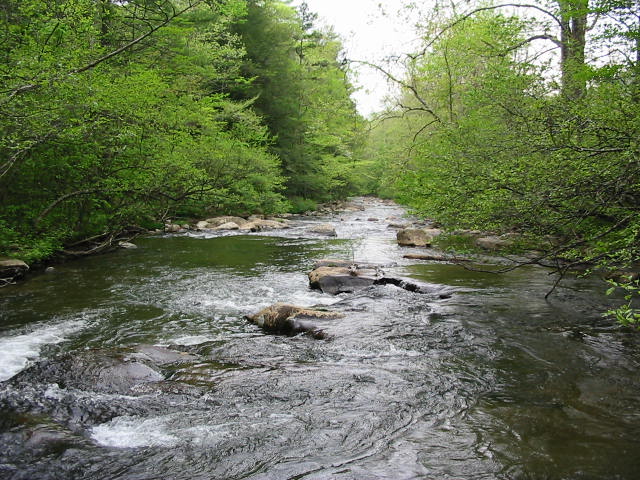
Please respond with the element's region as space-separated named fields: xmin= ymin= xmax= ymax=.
xmin=72 ymin=0 xmax=205 ymax=75
xmin=4 ymin=0 xmax=208 ymax=100
xmin=348 ymin=59 xmax=442 ymax=123
xmin=409 ymin=3 xmax=563 ymax=60
xmin=34 ymin=189 xmax=98 ymax=228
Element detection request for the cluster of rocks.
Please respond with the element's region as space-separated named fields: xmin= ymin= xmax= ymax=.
xmin=393 ymin=224 xmax=519 ymax=252
xmin=165 ymin=215 xmax=291 ymax=234
xmin=245 ymin=258 xmax=447 ymax=340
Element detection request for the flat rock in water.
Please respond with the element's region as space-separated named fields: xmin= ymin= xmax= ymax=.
xmin=246 ymin=303 xmax=343 ymax=339
xmin=308 ymin=266 xmax=379 ymax=295
xmin=403 ymin=253 xmax=468 ymax=262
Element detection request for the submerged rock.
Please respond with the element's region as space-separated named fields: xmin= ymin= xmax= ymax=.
xmin=5 ymin=348 xmax=197 ymax=396
xmin=313 ymin=258 xmax=354 ymax=269
xmin=131 ymin=345 xmax=198 ymax=365
xmin=387 ymin=222 xmax=410 ymax=229
xmin=118 ymin=241 xmax=137 ymax=249
xmin=246 ymin=303 xmax=343 ymax=339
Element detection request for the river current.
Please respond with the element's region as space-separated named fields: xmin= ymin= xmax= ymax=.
xmin=1 ymin=198 xmax=639 ymax=479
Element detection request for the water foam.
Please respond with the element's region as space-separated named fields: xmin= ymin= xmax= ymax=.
xmin=91 ymin=415 xmax=181 ymax=448
xmin=0 ymin=319 xmax=86 ymax=381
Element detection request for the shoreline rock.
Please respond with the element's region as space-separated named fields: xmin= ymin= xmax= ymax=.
xmin=0 ymin=258 xmax=29 ymax=284
xmin=397 ymin=228 xmax=442 ymax=247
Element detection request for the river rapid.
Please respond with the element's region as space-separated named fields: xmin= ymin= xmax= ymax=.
xmin=1 ymin=198 xmax=639 ymax=480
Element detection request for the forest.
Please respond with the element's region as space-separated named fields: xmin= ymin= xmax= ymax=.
xmin=0 ymin=0 xmax=366 ymax=263
xmin=1 ymin=0 xmax=639 ymax=324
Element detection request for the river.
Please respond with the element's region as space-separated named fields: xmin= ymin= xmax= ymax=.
xmin=1 ymin=198 xmax=639 ymax=479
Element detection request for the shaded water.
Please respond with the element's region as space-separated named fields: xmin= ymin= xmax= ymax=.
xmin=1 ymin=198 xmax=639 ymax=479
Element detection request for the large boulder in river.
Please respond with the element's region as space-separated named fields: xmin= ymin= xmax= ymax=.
xmin=397 ymin=228 xmax=441 ymax=247
xmin=214 ymin=222 xmax=240 ymax=231
xmin=246 ymin=303 xmax=343 ymax=339
xmin=309 ymin=266 xmax=380 ymax=295
xmin=0 ymin=258 xmax=29 ymax=282
xmin=308 ymin=224 xmax=337 ymax=236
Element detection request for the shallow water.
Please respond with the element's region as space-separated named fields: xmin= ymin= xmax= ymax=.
xmin=1 ymin=198 xmax=639 ymax=479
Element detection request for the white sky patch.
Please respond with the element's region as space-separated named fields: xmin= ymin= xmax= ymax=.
xmin=290 ymin=0 xmax=424 ymax=116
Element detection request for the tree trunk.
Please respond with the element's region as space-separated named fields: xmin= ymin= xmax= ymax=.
xmin=558 ymin=0 xmax=588 ymax=99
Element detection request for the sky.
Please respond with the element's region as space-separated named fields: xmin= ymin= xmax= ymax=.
xmin=289 ymin=0 xmax=421 ymax=116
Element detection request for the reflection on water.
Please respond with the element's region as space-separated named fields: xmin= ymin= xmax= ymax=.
xmin=0 ymin=198 xmax=639 ymax=479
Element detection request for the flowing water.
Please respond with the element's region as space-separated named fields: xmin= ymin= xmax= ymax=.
xmin=1 ymin=198 xmax=639 ymax=479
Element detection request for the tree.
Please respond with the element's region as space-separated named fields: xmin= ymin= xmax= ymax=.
xmin=0 ymin=0 xmax=287 ymax=262
xmin=232 ymin=0 xmax=364 ymax=202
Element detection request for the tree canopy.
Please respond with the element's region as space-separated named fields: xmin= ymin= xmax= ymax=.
xmin=0 ymin=0 xmax=365 ymax=261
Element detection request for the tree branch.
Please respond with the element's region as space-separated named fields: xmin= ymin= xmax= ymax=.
xmin=4 ymin=0 xmax=208 ymax=100
xmin=408 ymin=3 xmax=563 ymax=61
xmin=348 ymin=59 xmax=442 ymax=123
xmin=34 ymin=189 xmax=98 ymax=228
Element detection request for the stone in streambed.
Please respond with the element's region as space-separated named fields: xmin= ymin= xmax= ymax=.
xmin=9 ymin=350 xmax=164 ymax=395
xmin=308 ymin=266 xmax=380 ymax=295
xmin=396 ymin=228 xmax=442 ymax=247
xmin=214 ymin=222 xmax=240 ymax=231
xmin=307 ymin=224 xmax=337 ymax=236
xmin=246 ymin=303 xmax=343 ymax=339
xmin=0 ymin=258 xmax=29 ymax=282
xmin=308 ymin=263 xmax=450 ymax=297
xmin=204 ymin=216 xmax=249 ymax=228
xmin=238 ymin=218 xmax=290 ymax=231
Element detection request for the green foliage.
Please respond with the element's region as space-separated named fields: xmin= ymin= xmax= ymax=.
xmin=232 ymin=0 xmax=366 ymax=201
xmin=288 ymin=196 xmax=317 ymax=214
xmin=364 ymin=6 xmax=640 ymax=274
xmin=606 ymin=280 xmax=640 ymax=329
xmin=1 ymin=0 xmax=363 ymax=264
